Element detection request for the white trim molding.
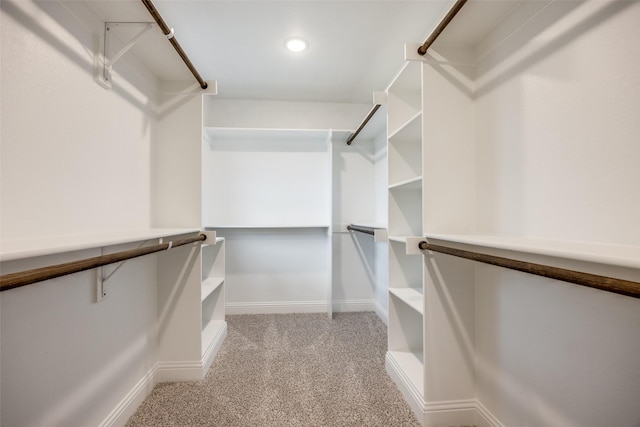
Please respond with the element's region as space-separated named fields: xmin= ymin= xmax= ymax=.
xmin=386 ymin=352 xmax=504 ymax=427
xmin=225 ymin=300 xmax=327 ymax=315
xmin=99 ymin=366 xmax=157 ymax=427
xmin=374 ymin=299 xmax=388 ymax=325
xmin=156 ymin=322 xmax=227 ymax=383
xmin=225 ymin=299 xmax=380 ymax=315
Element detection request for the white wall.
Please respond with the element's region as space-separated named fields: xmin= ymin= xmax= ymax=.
xmin=472 ymin=2 xmax=640 ymax=426
xmin=0 ymin=0 xmax=157 ymax=239
xmin=474 ymin=0 xmax=640 ymax=244
xmin=154 ymin=84 xmax=204 ymax=229
xmin=333 ymin=137 xmax=377 ymax=311
xmin=1 ymin=1 xmax=161 ymax=424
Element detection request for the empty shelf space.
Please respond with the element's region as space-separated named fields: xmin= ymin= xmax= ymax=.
xmin=202 ymin=277 xmax=224 ymax=301
xmin=389 ymin=288 xmax=424 ymax=314
xmin=388 ymin=111 xmax=422 ymax=140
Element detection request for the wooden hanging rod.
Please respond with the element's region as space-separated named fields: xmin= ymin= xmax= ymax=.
xmin=418 ymin=0 xmax=468 ymax=56
xmin=0 ymin=234 xmax=207 ymax=293
xmin=140 ymin=0 xmax=208 ymax=89
xmin=418 ymin=241 xmax=640 ymax=299
xmin=346 ymin=104 xmax=382 ymax=145
xmin=347 ymin=225 xmax=376 ymax=236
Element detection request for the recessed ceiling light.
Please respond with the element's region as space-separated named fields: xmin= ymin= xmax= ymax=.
xmin=285 ymin=37 xmax=307 ymax=52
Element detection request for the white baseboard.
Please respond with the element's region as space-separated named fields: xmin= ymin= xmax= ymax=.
xmin=157 ymin=322 xmax=227 ymax=383
xmin=386 ymin=352 xmax=503 ymax=427
xmin=475 ymin=399 xmax=505 ymax=427
xmin=386 ymin=351 xmax=425 ymax=420
xmin=202 ymin=321 xmax=227 ymax=375
xmin=332 ymin=299 xmax=375 ymax=312
xmin=101 ymin=323 xmax=228 ymax=426
xmin=99 ymin=365 xmax=157 ymax=427
xmin=226 ymin=300 xmax=327 ymax=314
xmin=374 ymin=299 xmax=388 ymax=325
xmin=225 ymin=299 xmax=381 ymax=315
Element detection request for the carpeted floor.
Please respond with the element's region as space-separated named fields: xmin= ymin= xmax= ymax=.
xmin=126 ymin=312 xmax=420 ymax=426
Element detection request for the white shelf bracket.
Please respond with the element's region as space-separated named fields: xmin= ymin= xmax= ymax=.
xmin=405 ymin=237 xmax=424 ymax=255
xmin=96 ymin=265 xmax=106 ymax=302
xmin=101 ymin=22 xmax=154 ymax=89
xmin=95 ymin=240 xmax=153 ymax=302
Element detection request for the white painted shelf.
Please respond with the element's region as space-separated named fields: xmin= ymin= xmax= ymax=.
xmin=204 ymin=127 xmax=354 ymax=144
xmin=205 ymin=225 xmax=330 ymax=229
xmin=0 ymin=228 xmax=201 ymax=262
xmin=425 ymin=233 xmax=640 ymax=270
xmin=201 ymin=237 xmax=225 ymax=248
xmin=349 ymin=222 xmax=387 ymax=229
xmin=388 ymin=111 xmax=422 ymax=140
xmin=204 ymin=127 xmax=330 ymax=142
xmin=389 ymin=288 xmax=424 ymax=314
xmin=201 ymin=277 xmax=225 ymax=302
xmin=389 ymin=176 xmax=422 ymax=191
xmin=389 ymin=236 xmax=411 ymax=243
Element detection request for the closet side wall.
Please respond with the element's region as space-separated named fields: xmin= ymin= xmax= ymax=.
xmin=1 ymin=1 xmax=160 ymax=425
xmin=473 ymin=2 xmax=640 ymax=426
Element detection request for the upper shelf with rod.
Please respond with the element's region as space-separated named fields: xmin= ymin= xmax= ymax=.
xmin=0 ymin=228 xmax=203 ymax=262
xmin=346 ymin=92 xmax=387 ymax=145
xmin=346 ymin=223 xmax=388 ymax=242
xmin=418 ymin=236 xmax=640 ymax=299
xmin=87 ymin=0 xmax=215 ymax=91
xmin=404 ymin=0 xmax=524 ymax=62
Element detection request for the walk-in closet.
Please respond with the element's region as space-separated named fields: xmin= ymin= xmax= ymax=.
xmin=1 ymin=1 xmax=639 ymax=426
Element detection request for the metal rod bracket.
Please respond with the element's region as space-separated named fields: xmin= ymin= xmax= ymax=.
xmin=101 ymin=22 xmax=154 ymax=89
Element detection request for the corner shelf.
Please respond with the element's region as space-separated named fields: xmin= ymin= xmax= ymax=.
xmin=156 ymin=235 xmax=227 ymax=382
xmin=201 ymin=238 xmax=226 ymax=352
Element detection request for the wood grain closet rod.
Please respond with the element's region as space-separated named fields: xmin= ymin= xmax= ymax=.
xmin=347 ymin=225 xmax=376 ymax=236
xmin=418 ymin=241 xmax=640 ymax=299
xmin=0 ymin=234 xmax=207 ymax=293
xmin=346 ymin=104 xmax=381 ymax=145
xmin=418 ymin=0 xmax=468 ymax=56
xmin=140 ymin=0 xmax=208 ymax=89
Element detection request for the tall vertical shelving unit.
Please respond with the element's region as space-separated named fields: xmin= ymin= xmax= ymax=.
xmin=385 ymin=48 xmax=476 ymax=425
xmin=386 ymin=61 xmax=426 ymax=401
xmin=155 ymin=92 xmax=227 ymax=382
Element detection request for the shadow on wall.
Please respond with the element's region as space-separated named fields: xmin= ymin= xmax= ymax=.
xmin=2 ymin=1 xmax=160 ymax=117
xmin=474 ymin=0 xmax=634 ymax=97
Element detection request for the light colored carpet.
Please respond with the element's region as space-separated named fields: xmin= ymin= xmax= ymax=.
xmin=126 ymin=312 xmax=420 ymax=426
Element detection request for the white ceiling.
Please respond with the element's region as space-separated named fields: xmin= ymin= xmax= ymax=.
xmin=79 ymin=0 xmax=518 ymax=104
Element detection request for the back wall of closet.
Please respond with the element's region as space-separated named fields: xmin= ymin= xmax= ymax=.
xmin=200 ymin=99 xmax=388 ymax=317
